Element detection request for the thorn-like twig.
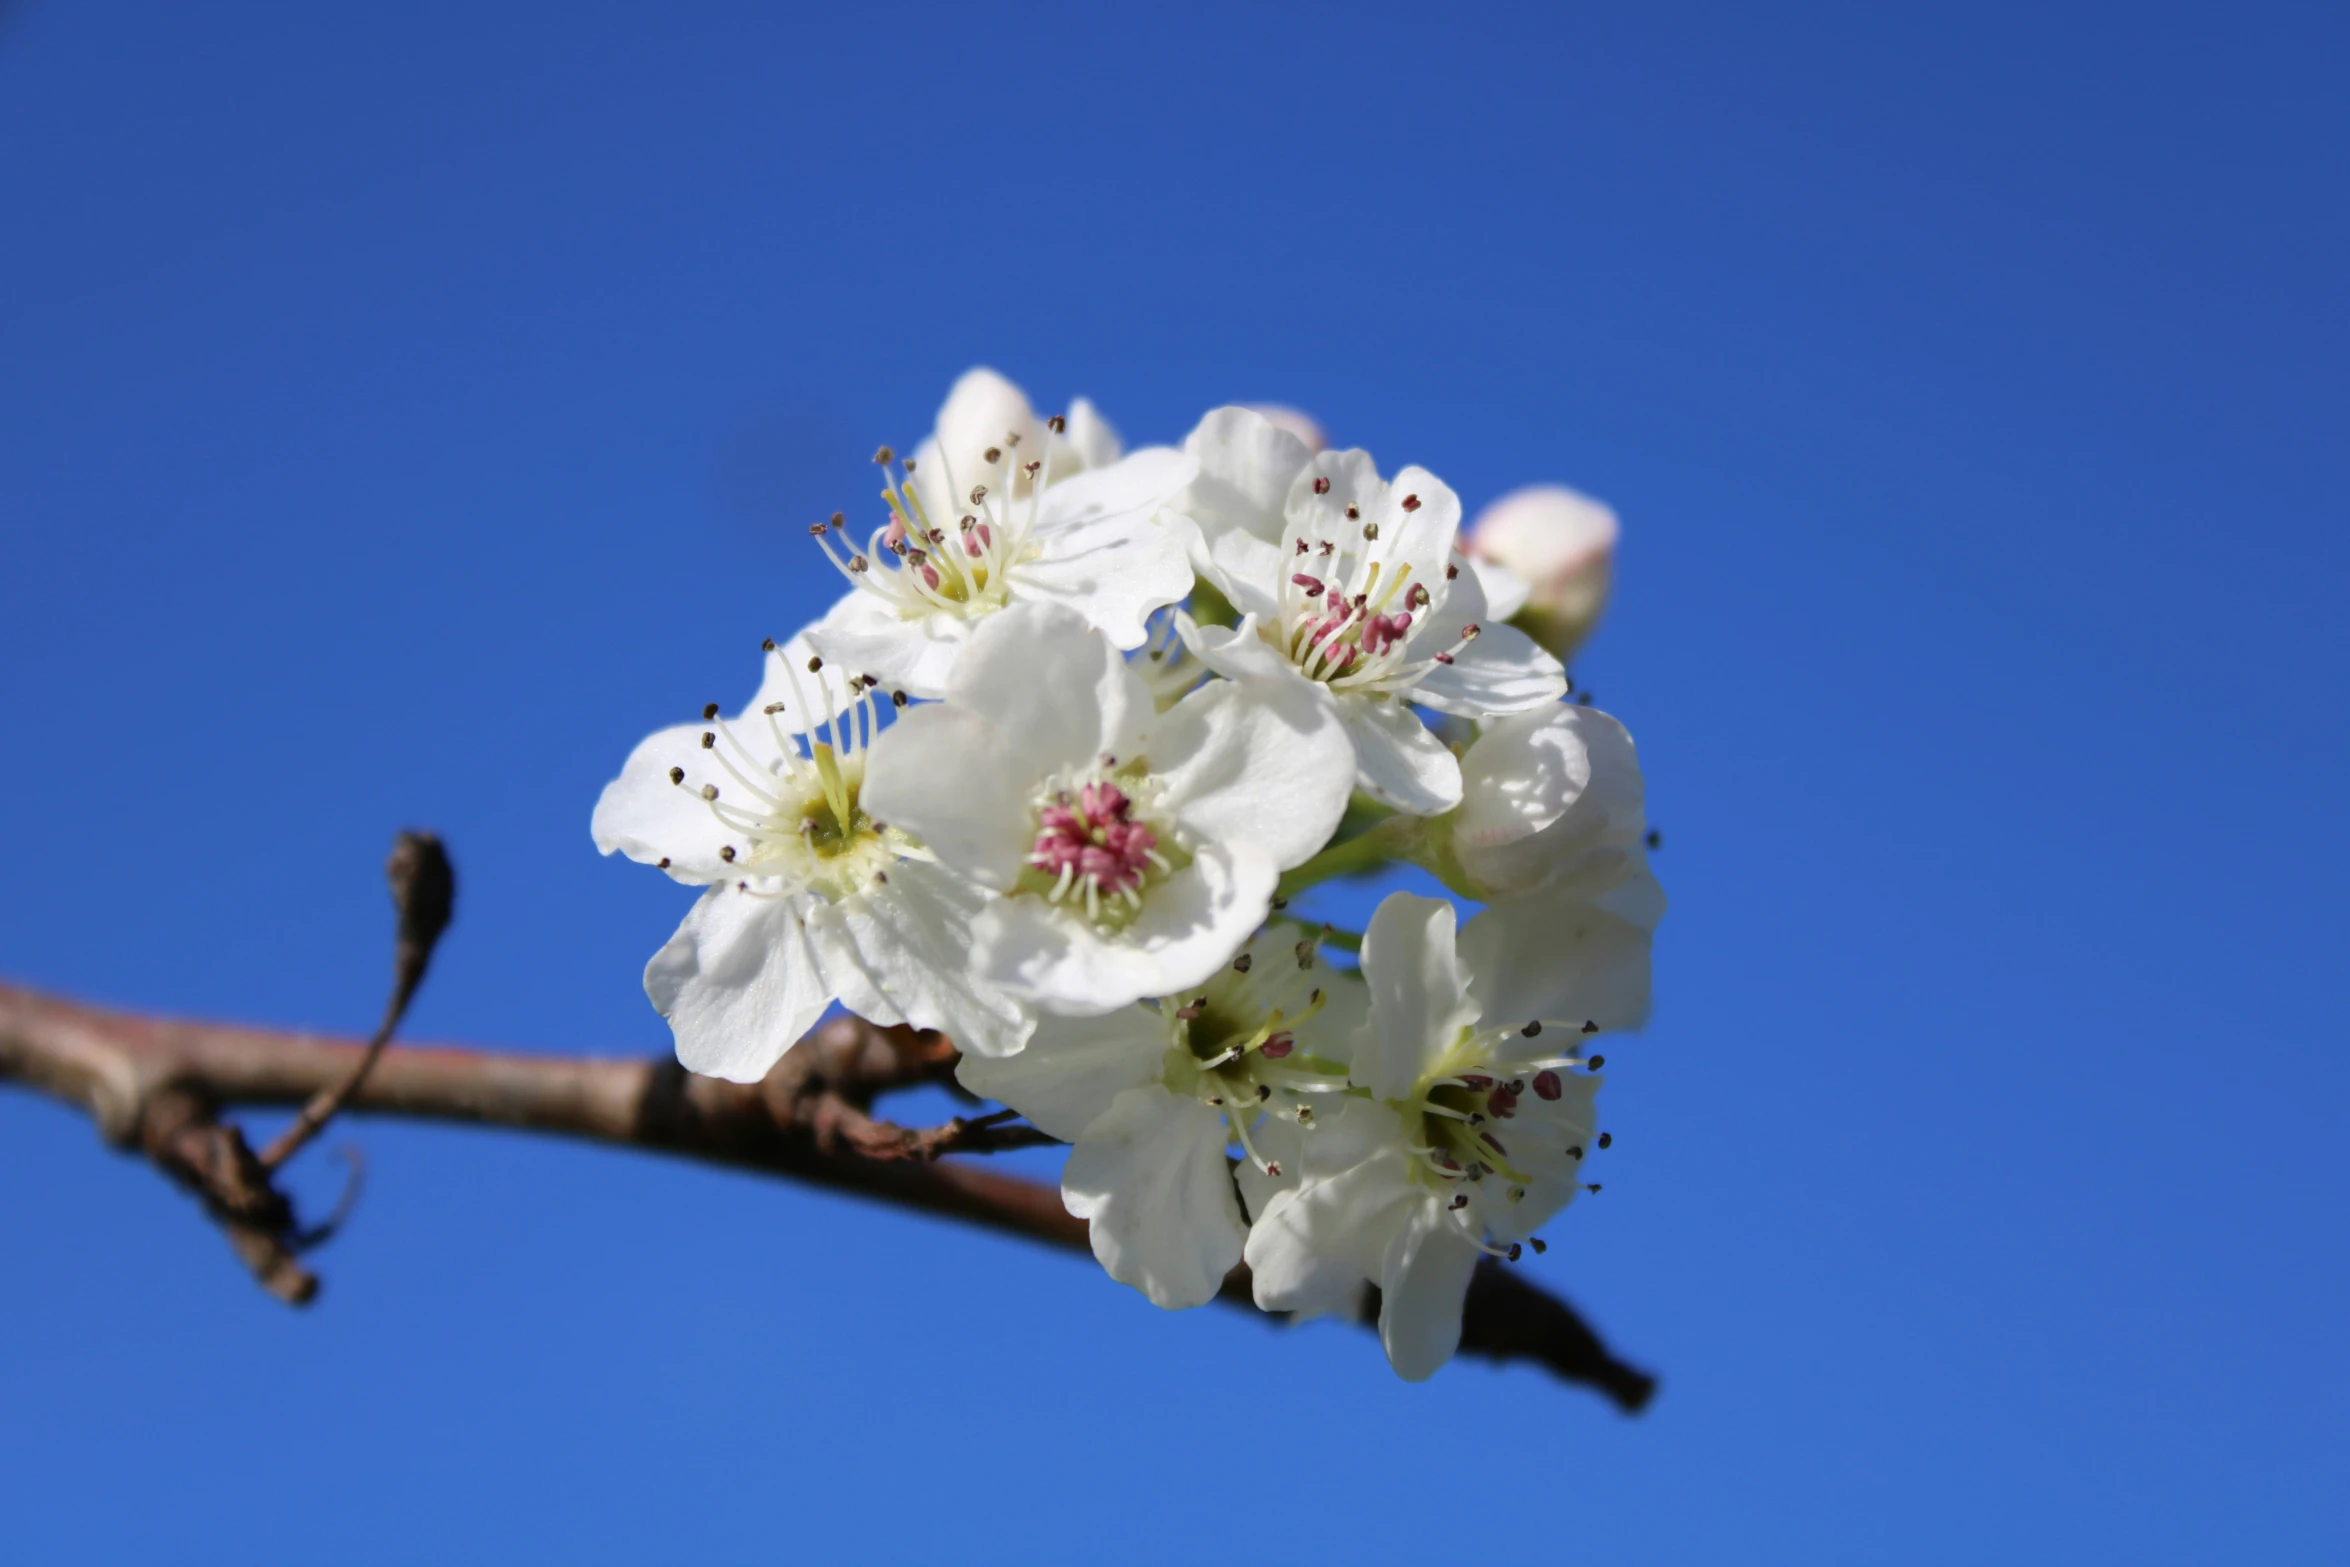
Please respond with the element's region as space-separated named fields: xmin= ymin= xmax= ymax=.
xmin=259 ymin=832 xmax=455 ymax=1171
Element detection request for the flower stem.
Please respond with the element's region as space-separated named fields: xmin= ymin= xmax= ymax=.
xmin=1276 ymin=823 xmax=1406 ymax=901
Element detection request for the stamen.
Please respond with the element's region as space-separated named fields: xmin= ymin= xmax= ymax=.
xmin=1224 ymin=1102 xmax=1281 ymax=1177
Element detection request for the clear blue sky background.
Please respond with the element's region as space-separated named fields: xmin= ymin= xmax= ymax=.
xmin=3 ymin=2 xmax=2344 ymax=1561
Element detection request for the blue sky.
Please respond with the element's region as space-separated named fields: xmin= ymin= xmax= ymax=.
xmin=2 ymin=2 xmax=2345 ymax=1561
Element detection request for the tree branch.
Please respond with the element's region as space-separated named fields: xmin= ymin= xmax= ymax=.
xmin=0 ymin=978 xmax=1654 ymax=1411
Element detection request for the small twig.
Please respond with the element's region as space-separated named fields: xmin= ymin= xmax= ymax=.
xmin=905 ymin=1111 xmax=1059 ymax=1159
xmin=806 ymin=1095 xmax=1056 ymax=1162
xmin=259 ymin=832 xmax=454 ymax=1170
xmin=291 ymin=1147 xmax=369 ymax=1253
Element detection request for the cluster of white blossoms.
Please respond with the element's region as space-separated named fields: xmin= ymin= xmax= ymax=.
xmin=593 ymin=369 xmax=1663 ymax=1380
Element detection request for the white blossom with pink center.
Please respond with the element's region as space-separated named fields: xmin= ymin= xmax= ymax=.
xmin=860 ymin=601 xmax=1356 ymax=1047
xmin=1169 ymin=406 xmax=1567 ymax=816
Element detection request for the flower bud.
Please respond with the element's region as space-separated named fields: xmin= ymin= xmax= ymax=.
xmin=1464 ymin=484 xmax=1616 ymax=662
xmin=1241 ymin=404 xmax=1327 ymax=454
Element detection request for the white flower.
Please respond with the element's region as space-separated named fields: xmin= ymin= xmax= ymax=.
xmin=1173 ymin=406 xmax=1567 ymax=816
xmin=591 ymin=635 xmax=1024 ymax=1081
xmin=1245 ymin=890 xmax=1639 ymax=1381
xmin=1437 ymin=702 xmax=1666 ymax=917
xmin=955 ymin=925 xmax=1366 ymax=1308
xmin=805 ymin=368 xmax=1196 ymax=697
xmin=1465 ymin=484 xmax=1617 ymax=661
xmin=860 ymin=600 xmax=1356 ymax=1039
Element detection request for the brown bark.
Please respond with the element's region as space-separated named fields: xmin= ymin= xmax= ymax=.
xmin=0 ymin=978 xmax=1654 ymax=1411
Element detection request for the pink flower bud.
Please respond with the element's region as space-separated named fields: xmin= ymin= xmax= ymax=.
xmin=1465 ymin=484 xmax=1617 ymax=661
xmin=1242 ymin=404 xmax=1327 ymax=453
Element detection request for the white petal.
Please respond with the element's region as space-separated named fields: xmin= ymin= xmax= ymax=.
xmin=591 ymin=720 xmax=741 ymax=883
xmin=946 ymin=600 xmax=1156 ymax=777
xmin=936 ymin=367 xmax=1038 ymax=458
xmin=954 ymin=1005 xmax=1168 ymax=1138
xmin=802 ymin=589 xmax=971 ymax=700
xmin=1008 ymin=484 xmax=1195 ymax=649
xmin=1409 ymin=620 xmax=1567 ymax=718
xmin=1376 ymin=465 xmax=1467 ymax=600
xmin=1429 ymin=541 xmax=1492 ymax=625
xmin=1034 ymin=446 xmax=1196 ymax=541
xmin=1240 ymin=1093 xmax=1405 ymax=1236
xmin=1355 ymin=892 xmax=1481 ymax=1102
xmin=1377 ymin=1197 xmax=1482 ymax=1381
xmin=859 ymin=705 xmax=1036 ymax=889
xmin=1063 ymin=1084 xmax=1246 ymax=1310
xmin=1062 ymin=396 xmax=1124 ymax=469
xmin=1467 ymin=553 xmax=1532 ymax=621
xmin=906 ymin=367 xmax=1042 ymax=526
xmin=1244 ymin=1145 xmax=1418 ymax=1319
xmin=1341 ymin=698 xmax=1463 ymax=815
xmin=644 ymin=885 xmax=830 ymax=1083
xmin=1454 ymin=703 xmax=1594 ymax=852
xmin=1298 ymin=965 xmax=1371 ymax=1065
xmin=1456 ymin=704 xmax=1649 ymax=897
xmin=1177 ymin=406 xmax=1315 ymax=611
xmin=1284 ymin=454 xmax=1463 ymax=615
xmin=805 ymin=859 xmax=1034 ymax=1057
xmin=1152 ymin=677 xmax=1355 ymax=871
xmin=1457 ymin=880 xmax=1662 ymax=1035
xmin=974 ymin=843 xmax=1277 ymax=1015
xmin=1180 ymin=613 xmax=1301 ymax=684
